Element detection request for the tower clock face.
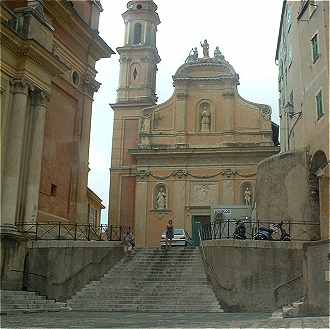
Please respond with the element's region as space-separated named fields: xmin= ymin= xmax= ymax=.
xmin=128 ymin=3 xmax=134 ymax=9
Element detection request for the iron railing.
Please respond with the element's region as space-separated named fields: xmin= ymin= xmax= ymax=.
xmin=199 ymin=219 xmax=320 ymax=241
xmin=17 ymin=223 xmax=131 ymax=241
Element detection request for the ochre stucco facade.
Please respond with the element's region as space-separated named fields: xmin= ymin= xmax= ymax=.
xmin=108 ymin=0 xmax=279 ymax=247
xmin=1 ymin=0 xmax=113 ymax=231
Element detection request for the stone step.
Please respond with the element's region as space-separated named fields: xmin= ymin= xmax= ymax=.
xmin=69 ymin=248 xmax=222 ymax=313
xmin=0 ymin=290 xmax=68 ymax=314
xmin=69 ymin=305 xmax=223 ymax=312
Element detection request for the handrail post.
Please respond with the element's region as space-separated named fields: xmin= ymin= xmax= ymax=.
xmin=35 ymin=222 xmax=38 ymax=240
xmin=109 ymin=225 xmax=112 ymax=241
xmin=99 ymin=224 xmax=102 ymax=241
xmin=87 ymin=224 xmax=91 ymax=241
xmin=74 ymin=224 xmax=77 ymax=240
xmin=119 ymin=226 xmax=122 ymax=241
xmin=227 ymin=218 xmax=230 ymax=238
xmin=289 ymin=221 xmax=291 ymax=239
xmin=58 ymin=222 xmax=61 ymax=240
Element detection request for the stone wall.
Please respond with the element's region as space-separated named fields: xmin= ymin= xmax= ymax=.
xmin=26 ymin=241 xmax=124 ymax=302
xmin=302 ymin=240 xmax=329 ymax=316
xmin=255 ymin=150 xmax=320 ymax=240
xmin=0 ymin=231 xmax=28 ymax=290
xmin=202 ymin=239 xmax=304 ymax=312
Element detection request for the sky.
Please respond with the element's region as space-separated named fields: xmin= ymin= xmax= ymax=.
xmin=88 ymin=0 xmax=283 ymax=224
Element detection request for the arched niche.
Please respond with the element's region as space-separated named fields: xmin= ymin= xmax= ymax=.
xmin=195 ymin=100 xmax=215 ymax=132
xmin=309 ymin=150 xmax=328 ymax=224
xmin=153 ymin=183 xmax=168 ymax=210
xmin=240 ymin=182 xmax=254 ymax=207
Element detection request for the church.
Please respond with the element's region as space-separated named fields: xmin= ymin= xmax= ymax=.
xmin=108 ymin=0 xmax=280 ymax=247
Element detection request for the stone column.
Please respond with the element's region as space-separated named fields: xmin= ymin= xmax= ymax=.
xmin=1 ymin=78 xmax=30 ymax=232
xmin=23 ymin=89 xmax=49 ymax=223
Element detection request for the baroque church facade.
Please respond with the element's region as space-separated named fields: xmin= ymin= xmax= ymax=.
xmin=109 ymin=0 xmax=280 ymax=247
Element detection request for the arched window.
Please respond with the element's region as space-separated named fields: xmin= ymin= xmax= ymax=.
xmin=133 ymin=23 xmax=142 ymax=45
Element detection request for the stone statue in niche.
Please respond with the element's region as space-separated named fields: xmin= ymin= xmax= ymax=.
xmin=140 ymin=116 xmax=150 ymax=133
xmin=156 ymin=186 xmax=167 ymax=209
xmin=244 ymin=187 xmax=252 ymax=206
xmin=200 ymin=39 xmax=209 ymax=58
xmin=200 ymin=103 xmax=211 ymax=132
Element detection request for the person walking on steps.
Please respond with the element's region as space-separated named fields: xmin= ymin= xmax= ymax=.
xmin=165 ymin=219 xmax=174 ymax=248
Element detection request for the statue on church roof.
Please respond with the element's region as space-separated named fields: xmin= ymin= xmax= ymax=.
xmin=185 ymin=47 xmax=199 ymax=64
xmin=200 ymin=39 xmax=209 ymax=58
xmin=214 ymin=46 xmax=225 ymax=62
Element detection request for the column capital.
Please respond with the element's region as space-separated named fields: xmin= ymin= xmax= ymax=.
xmin=83 ymin=74 xmax=101 ymax=97
xmin=30 ymin=89 xmax=50 ymax=108
xmin=10 ymin=78 xmax=31 ymax=95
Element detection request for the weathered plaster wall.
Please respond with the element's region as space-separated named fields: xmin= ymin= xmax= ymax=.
xmin=255 ymin=150 xmax=320 ymax=240
xmin=26 ymin=241 xmax=124 ymax=302
xmin=302 ymin=240 xmax=330 ymax=316
xmin=0 ymin=233 xmax=28 ymax=290
xmin=202 ymin=239 xmax=304 ymax=312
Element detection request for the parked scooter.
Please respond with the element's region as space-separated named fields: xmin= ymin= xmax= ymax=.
xmin=233 ymin=220 xmax=247 ymax=240
xmin=253 ymin=226 xmax=274 ymax=240
xmin=254 ymin=221 xmax=291 ymax=241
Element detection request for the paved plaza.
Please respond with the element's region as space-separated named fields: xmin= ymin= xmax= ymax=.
xmin=1 ymin=311 xmax=329 ymax=328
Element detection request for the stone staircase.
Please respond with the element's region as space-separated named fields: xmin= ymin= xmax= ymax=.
xmin=68 ymin=248 xmax=223 ymax=312
xmin=0 ymin=290 xmax=68 ymax=314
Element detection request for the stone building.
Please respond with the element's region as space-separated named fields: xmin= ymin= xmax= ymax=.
xmin=108 ymin=0 xmax=280 ymax=247
xmin=256 ymin=0 xmax=329 ymax=240
xmin=1 ymin=0 xmax=113 ymax=288
xmin=1 ymin=0 xmax=113 ymax=231
xmin=87 ymin=188 xmax=105 ymax=227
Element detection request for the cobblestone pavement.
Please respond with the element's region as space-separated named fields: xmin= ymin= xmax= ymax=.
xmin=1 ymin=311 xmax=329 ymax=328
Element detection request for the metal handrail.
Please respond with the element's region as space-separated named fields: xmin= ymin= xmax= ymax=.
xmin=199 ymin=219 xmax=320 ymax=242
xmin=16 ymin=223 xmax=131 ymax=241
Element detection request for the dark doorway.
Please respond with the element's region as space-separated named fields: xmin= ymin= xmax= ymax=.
xmin=191 ymin=215 xmax=210 ymax=247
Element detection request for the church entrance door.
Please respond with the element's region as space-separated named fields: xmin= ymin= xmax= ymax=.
xmin=191 ymin=215 xmax=210 ymax=247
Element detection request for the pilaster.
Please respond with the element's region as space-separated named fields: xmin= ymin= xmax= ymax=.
xmin=23 ymin=89 xmax=49 ymax=224
xmin=1 ymin=78 xmax=30 ymax=227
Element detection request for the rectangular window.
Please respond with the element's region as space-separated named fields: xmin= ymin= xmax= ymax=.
xmin=316 ymin=90 xmax=324 ymax=120
xmin=50 ymin=184 xmax=57 ymax=196
xmin=311 ymin=34 xmax=320 ymax=63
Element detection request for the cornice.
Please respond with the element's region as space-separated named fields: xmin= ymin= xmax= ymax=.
xmin=45 ymin=0 xmax=114 ymax=60
xmin=129 ymin=145 xmax=280 ymax=157
xmin=1 ymin=29 xmax=69 ymax=76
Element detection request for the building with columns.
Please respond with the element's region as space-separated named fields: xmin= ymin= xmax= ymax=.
xmin=256 ymin=0 xmax=329 ymax=240
xmin=108 ymin=0 xmax=280 ymax=247
xmin=1 ymin=0 xmax=113 ymax=288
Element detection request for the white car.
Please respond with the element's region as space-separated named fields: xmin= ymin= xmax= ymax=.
xmin=160 ymin=228 xmax=192 ymax=247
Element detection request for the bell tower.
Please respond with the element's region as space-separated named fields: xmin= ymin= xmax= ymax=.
xmin=108 ymin=0 xmax=160 ymax=230
xmin=116 ymin=0 xmax=161 ymax=105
